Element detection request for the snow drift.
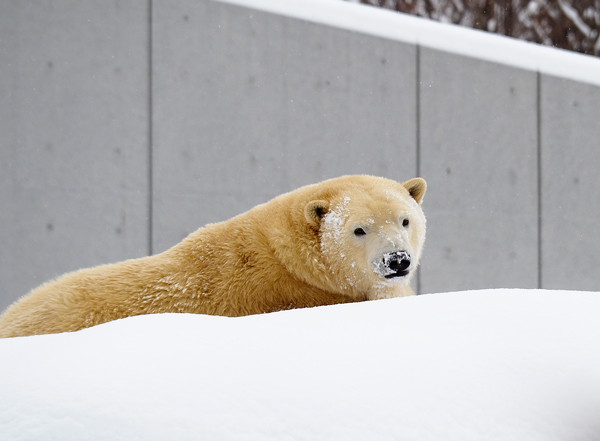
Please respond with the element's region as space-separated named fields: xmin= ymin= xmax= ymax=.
xmin=1 ymin=289 xmax=599 ymax=440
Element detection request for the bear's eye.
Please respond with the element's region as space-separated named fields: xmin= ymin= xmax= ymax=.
xmin=402 ymin=218 xmax=410 ymax=227
xmin=353 ymin=227 xmax=366 ymax=237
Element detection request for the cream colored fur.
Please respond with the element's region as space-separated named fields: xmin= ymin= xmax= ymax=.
xmin=0 ymin=175 xmax=426 ymax=338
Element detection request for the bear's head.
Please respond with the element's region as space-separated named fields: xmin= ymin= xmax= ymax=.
xmin=303 ymin=176 xmax=426 ymax=300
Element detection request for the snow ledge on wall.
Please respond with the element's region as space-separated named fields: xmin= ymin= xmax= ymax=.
xmin=217 ymin=0 xmax=600 ymax=87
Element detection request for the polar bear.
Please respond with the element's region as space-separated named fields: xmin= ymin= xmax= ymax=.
xmin=0 ymin=175 xmax=426 ymax=337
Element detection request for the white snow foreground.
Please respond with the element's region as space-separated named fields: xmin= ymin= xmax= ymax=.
xmin=1 ymin=289 xmax=599 ymax=441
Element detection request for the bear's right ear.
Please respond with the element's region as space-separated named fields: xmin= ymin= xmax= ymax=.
xmin=304 ymin=200 xmax=330 ymax=229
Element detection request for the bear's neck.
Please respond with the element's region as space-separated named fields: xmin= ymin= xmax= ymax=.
xmin=139 ymin=221 xmax=363 ymax=317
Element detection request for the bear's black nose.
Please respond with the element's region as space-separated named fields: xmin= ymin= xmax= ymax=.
xmin=383 ymin=251 xmax=411 ymax=278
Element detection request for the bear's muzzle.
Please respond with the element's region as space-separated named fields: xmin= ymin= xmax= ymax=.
xmin=381 ymin=251 xmax=411 ymax=279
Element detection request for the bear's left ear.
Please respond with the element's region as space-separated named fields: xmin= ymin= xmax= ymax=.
xmin=304 ymin=200 xmax=330 ymax=229
xmin=403 ymin=177 xmax=427 ymax=205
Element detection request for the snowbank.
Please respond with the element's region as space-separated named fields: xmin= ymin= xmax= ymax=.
xmin=218 ymin=0 xmax=600 ymax=87
xmin=1 ymin=289 xmax=600 ymax=440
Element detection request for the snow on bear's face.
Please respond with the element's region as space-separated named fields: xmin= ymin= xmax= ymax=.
xmin=317 ymin=179 xmax=426 ymax=300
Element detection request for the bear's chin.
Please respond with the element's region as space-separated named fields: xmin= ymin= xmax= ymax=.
xmin=366 ymin=281 xmax=413 ymax=300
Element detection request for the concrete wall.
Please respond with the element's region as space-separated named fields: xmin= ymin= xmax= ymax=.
xmin=1 ymin=0 xmax=599 ymax=311
xmin=0 ymin=0 xmax=150 ymax=312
